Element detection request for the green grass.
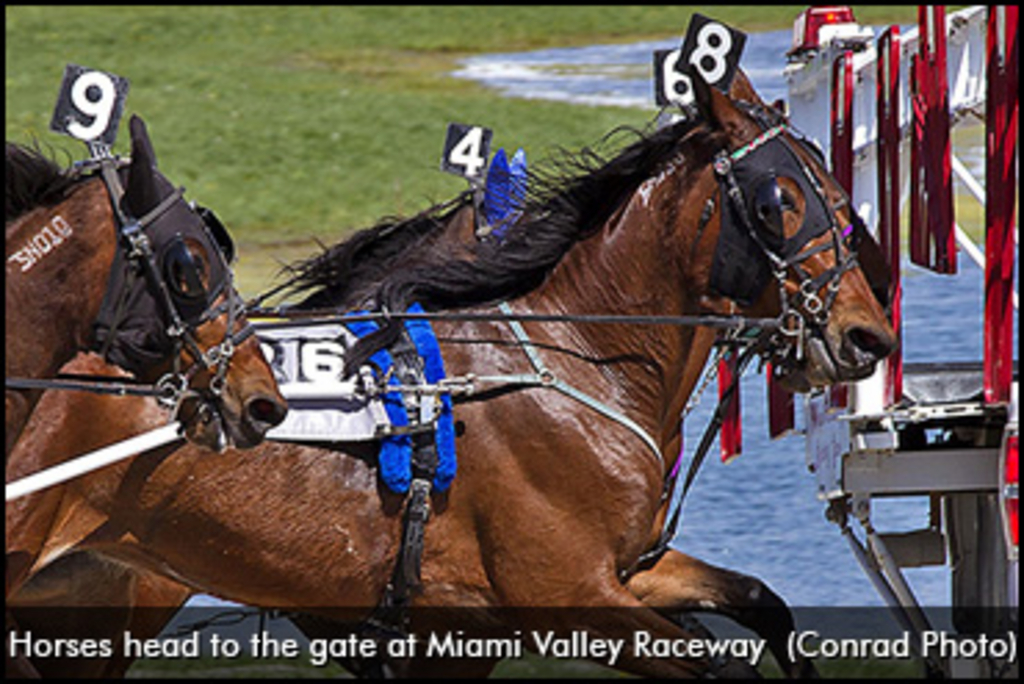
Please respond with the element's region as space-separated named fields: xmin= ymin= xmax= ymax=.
xmin=7 ymin=6 xmax=922 ymax=295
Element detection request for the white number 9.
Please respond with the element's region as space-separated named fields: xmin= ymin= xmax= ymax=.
xmin=66 ymin=71 xmax=116 ymax=141
xmin=690 ymin=23 xmax=733 ymax=86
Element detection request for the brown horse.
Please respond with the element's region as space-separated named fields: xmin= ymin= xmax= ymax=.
xmin=5 ymin=116 xmax=287 ymax=678
xmin=7 ymin=76 xmax=895 ymax=677
xmin=8 ymin=195 xmax=808 ymax=678
xmin=6 ymin=115 xmax=287 ymax=457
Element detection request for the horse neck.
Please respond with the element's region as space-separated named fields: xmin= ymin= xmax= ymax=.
xmin=5 ymin=180 xmax=118 ymax=381
xmin=515 ymin=166 xmax=721 ymax=463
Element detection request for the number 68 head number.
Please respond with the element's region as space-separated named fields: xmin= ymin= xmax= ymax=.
xmin=654 ymin=14 xmax=746 ymax=108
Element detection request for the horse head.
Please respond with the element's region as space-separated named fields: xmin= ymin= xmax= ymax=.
xmin=689 ymin=73 xmax=896 ymax=392
xmin=93 ymin=115 xmax=288 ymax=448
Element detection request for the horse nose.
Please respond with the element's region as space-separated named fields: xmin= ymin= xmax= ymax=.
xmin=843 ymin=325 xmax=898 ymax=367
xmin=244 ymin=394 xmax=288 ymax=431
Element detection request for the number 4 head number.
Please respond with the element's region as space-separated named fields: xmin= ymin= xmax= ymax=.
xmin=441 ymin=123 xmax=493 ymax=181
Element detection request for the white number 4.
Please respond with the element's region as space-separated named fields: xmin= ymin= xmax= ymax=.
xmin=441 ymin=123 xmax=492 ymax=180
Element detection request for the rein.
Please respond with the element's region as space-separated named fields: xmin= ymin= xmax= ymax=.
xmin=5 ymin=374 xmax=184 ymax=401
xmin=248 ymin=306 xmax=786 ymax=333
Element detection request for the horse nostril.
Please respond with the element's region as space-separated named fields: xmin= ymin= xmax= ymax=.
xmin=246 ymin=395 xmax=287 ymax=428
xmin=847 ymin=327 xmax=895 ymax=361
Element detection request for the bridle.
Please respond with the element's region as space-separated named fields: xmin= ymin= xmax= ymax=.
xmin=5 ymin=157 xmax=253 ymax=410
xmin=706 ymin=101 xmax=876 ymax=378
xmin=635 ymin=102 xmax=886 ymax=571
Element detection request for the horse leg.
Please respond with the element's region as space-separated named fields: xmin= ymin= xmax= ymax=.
xmin=103 ymin=568 xmax=191 ymax=678
xmin=6 ymin=610 xmax=42 ymax=679
xmin=9 ymin=551 xmax=191 ymax=678
xmin=626 ymin=548 xmax=816 ymax=678
xmin=530 ymin=581 xmax=760 ymax=678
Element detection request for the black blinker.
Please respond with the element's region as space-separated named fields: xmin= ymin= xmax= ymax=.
xmin=196 ymin=205 xmax=235 ymax=264
xmin=163 ymin=236 xmax=206 ymax=302
xmin=752 ymin=179 xmax=785 ymax=246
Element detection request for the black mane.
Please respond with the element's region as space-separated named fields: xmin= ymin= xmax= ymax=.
xmin=5 ymin=142 xmax=78 ymax=223
xmin=286 ymin=117 xmax=713 ymax=315
xmin=280 ymin=191 xmax=475 ymax=311
xmin=281 ymin=117 xmax=716 ymax=372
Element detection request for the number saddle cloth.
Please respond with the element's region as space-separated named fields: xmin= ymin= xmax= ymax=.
xmin=256 ymin=302 xmax=455 ymax=495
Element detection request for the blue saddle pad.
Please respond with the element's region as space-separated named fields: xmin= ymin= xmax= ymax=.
xmin=345 ymin=303 xmax=456 ymax=494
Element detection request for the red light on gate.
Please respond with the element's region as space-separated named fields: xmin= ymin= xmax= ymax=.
xmin=1005 ymin=434 xmax=1018 ymax=547
xmin=791 ymin=6 xmax=858 ymax=55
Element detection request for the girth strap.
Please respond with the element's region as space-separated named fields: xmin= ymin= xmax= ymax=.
xmin=498 ymin=301 xmax=664 ymax=470
xmin=366 ymin=330 xmax=439 ymax=637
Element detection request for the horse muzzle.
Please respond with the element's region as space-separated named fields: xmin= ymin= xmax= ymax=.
xmin=781 ymin=319 xmax=897 ymax=393
xmin=179 ymin=387 xmax=287 ymax=452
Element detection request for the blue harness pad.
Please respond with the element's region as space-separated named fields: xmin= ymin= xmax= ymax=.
xmin=345 ymin=303 xmax=456 ymax=493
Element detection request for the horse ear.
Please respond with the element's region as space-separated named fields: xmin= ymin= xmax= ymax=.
xmin=123 ymin=115 xmax=161 ymax=217
xmin=691 ymin=71 xmax=749 ymax=141
xmin=727 ymin=68 xmax=764 ymax=106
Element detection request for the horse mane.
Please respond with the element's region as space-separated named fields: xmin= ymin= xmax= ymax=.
xmin=280 ymin=191 xmax=476 ymax=311
xmin=287 ymin=117 xmax=713 ymax=314
xmin=282 ymin=116 xmax=717 ymax=372
xmin=5 ymin=142 xmax=79 ymax=223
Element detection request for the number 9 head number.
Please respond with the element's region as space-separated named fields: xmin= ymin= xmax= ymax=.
xmin=50 ymin=64 xmax=130 ymax=147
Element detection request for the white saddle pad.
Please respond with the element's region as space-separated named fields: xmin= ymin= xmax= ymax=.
xmin=254 ymin=320 xmax=390 ymax=442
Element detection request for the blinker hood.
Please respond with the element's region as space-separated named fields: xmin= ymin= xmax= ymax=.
xmin=709 ymin=136 xmax=834 ymax=307
xmin=92 ymin=176 xmax=232 ymax=376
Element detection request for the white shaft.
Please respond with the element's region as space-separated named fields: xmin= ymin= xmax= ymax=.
xmin=5 ymin=422 xmax=184 ymax=502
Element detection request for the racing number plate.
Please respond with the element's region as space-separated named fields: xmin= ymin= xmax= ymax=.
xmin=654 ymin=14 xmax=747 ymax=107
xmin=50 ymin=63 xmax=130 ymax=147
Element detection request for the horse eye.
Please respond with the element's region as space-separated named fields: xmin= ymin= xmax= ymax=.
xmin=164 ymin=241 xmax=208 ymax=300
xmin=779 ymin=189 xmax=797 ymax=212
xmin=753 ymin=180 xmax=785 ymax=239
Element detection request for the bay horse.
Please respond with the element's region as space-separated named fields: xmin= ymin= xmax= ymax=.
xmin=7 ymin=76 xmax=895 ymax=678
xmin=5 ymin=115 xmax=288 ymax=458
xmin=6 ymin=115 xmax=287 ymax=677
xmin=8 ymin=191 xmax=808 ymax=678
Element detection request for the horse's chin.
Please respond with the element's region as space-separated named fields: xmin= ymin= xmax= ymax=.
xmin=179 ymin=397 xmax=230 ymax=452
xmin=775 ymin=334 xmax=879 ymax=393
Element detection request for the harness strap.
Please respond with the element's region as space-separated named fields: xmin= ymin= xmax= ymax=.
xmin=633 ymin=342 xmax=759 ymax=573
xmin=366 ymin=330 xmax=439 ymax=638
xmin=498 ymin=302 xmax=664 ymax=470
xmin=5 ymin=374 xmax=170 ymax=399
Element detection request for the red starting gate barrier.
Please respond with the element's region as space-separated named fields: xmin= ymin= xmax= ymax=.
xmin=910 ymin=5 xmax=957 ymax=274
xmin=725 ymin=5 xmax=1017 ymax=463
xmin=719 ymin=348 xmax=741 ymax=463
xmin=985 ymin=5 xmax=1018 ymax=405
xmin=877 ymin=25 xmax=904 ymax=406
